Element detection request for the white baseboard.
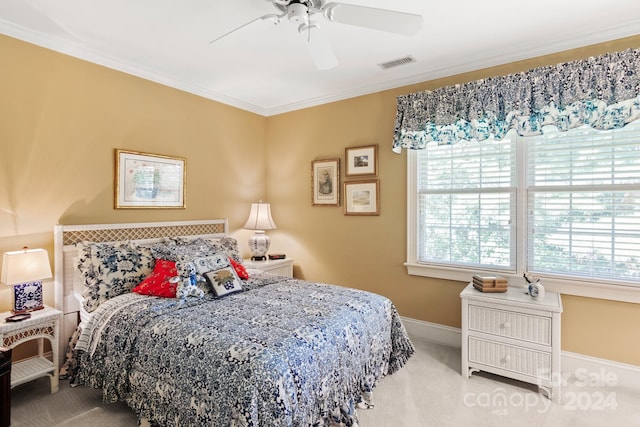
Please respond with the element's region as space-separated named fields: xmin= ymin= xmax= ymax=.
xmin=561 ymin=350 xmax=640 ymax=391
xmin=400 ymin=316 xmax=640 ymax=391
xmin=401 ymin=316 xmax=462 ymax=349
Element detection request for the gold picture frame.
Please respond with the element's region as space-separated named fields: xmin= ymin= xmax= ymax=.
xmin=344 ymin=179 xmax=379 ymax=216
xmin=311 ymin=158 xmax=340 ymax=206
xmin=345 ymin=144 xmax=378 ymax=177
xmin=115 ymin=149 xmax=186 ymax=209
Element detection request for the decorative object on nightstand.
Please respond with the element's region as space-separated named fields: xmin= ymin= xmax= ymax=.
xmin=1 ymin=247 xmax=52 ymax=315
xmin=460 ymin=283 xmax=563 ymax=401
xmin=0 ymin=306 xmax=61 ymax=394
xmin=243 ymin=201 xmax=277 ymax=261
xmin=472 ymin=274 xmax=507 ymax=293
xmin=523 ymin=272 xmax=545 ymax=299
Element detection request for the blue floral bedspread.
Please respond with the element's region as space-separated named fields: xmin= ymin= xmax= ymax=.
xmin=74 ymin=273 xmax=414 ymax=426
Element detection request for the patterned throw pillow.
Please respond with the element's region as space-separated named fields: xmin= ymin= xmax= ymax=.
xmin=229 ymin=258 xmax=249 ymax=280
xmin=192 ymin=253 xmax=229 ymax=275
xmin=132 ymin=259 xmax=179 ymax=298
xmin=203 ymin=266 xmax=243 ymax=297
xmin=216 ymin=237 xmax=243 ymax=264
xmin=151 ymin=239 xmax=214 ymax=262
xmin=155 ymin=237 xmax=244 ymax=264
xmin=76 ymin=241 xmax=154 ymax=312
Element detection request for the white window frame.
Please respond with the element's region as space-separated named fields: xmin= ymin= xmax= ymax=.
xmin=405 ymin=142 xmax=640 ymax=304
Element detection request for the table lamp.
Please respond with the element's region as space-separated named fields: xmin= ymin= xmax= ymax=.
xmin=1 ymin=247 xmax=52 ymax=314
xmin=243 ymin=202 xmax=277 ymax=261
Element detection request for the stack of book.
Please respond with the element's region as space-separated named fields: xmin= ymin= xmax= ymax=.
xmin=472 ymin=275 xmax=508 ymax=293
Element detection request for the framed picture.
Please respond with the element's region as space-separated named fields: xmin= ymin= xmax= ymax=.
xmin=345 ymin=144 xmax=378 ymax=177
xmin=344 ymin=179 xmax=379 ymax=216
xmin=311 ymin=158 xmax=340 ymax=206
xmin=115 ymin=149 xmax=186 ymax=209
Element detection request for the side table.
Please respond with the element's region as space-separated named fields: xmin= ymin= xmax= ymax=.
xmin=243 ymin=258 xmax=294 ymax=278
xmin=0 ymin=347 xmax=11 ymax=427
xmin=460 ymin=283 xmax=563 ymax=401
xmin=0 ymin=306 xmax=62 ymax=394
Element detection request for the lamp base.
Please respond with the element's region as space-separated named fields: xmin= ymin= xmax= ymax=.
xmin=248 ymin=231 xmax=271 ymax=261
xmin=12 ymin=281 xmax=44 ymax=314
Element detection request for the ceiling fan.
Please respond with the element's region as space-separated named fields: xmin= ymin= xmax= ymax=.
xmin=209 ymin=0 xmax=423 ymax=70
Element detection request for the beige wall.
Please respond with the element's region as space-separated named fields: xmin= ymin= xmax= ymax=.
xmin=1 ymin=34 xmax=639 ymax=366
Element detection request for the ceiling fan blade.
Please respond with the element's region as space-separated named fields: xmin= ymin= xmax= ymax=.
xmin=299 ymin=24 xmax=338 ymax=70
xmin=322 ymin=2 xmax=422 ymax=36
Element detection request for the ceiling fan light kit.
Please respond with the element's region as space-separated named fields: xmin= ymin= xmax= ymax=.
xmin=210 ymin=1 xmax=423 ymax=69
xmin=287 ymin=3 xmax=309 ymax=24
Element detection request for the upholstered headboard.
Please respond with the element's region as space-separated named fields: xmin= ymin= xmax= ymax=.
xmin=53 ymin=219 xmax=228 ymax=361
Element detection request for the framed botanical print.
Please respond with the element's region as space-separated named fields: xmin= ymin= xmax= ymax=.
xmin=344 ymin=179 xmax=379 ymax=216
xmin=311 ymin=158 xmax=340 ymax=206
xmin=115 ymin=149 xmax=186 ymax=209
xmin=345 ymin=144 xmax=378 ymax=177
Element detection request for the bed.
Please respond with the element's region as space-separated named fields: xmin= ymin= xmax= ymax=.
xmin=54 ymin=219 xmax=414 ymax=426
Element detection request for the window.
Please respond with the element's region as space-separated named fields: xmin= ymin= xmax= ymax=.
xmin=416 ymin=138 xmax=516 ymax=271
xmin=407 ymin=121 xmax=640 ymax=302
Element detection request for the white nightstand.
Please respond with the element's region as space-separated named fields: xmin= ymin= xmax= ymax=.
xmin=243 ymin=258 xmax=294 ymax=278
xmin=460 ymin=283 xmax=562 ymax=401
xmin=0 ymin=305 xmax=62 ymax=393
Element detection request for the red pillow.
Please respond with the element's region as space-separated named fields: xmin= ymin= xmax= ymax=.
xmin=132 ymin=259 xmax=178 ymax=298
xmin=229 ymin=257 xmax=249 ymax=280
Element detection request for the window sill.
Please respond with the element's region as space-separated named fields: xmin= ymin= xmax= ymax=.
xmin=405 ymin=262 xmax=640 ymax=304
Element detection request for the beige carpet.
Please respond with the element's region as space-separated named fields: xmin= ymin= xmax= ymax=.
xmin=11 ymin=378 xmax=136 ymax=427
xmin=10 ymin=337 xmax=640 ymax=426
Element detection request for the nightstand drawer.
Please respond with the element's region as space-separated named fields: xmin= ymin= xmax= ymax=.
xmin=468 ymin=304 xmax=551 ymax=346
xmin=243 ymin=258 xmax=294 ymax=278
xmin=468 ymin=337 xmax=552 ymax=380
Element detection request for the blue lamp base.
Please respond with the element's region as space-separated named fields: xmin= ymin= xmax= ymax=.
xmin=12 ymin=281 xmax=44 ymax=314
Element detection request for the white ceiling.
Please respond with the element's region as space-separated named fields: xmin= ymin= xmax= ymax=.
xmin=1 ymin=0 xmax=639 ymax=116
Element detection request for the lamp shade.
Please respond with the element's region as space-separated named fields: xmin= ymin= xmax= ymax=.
xmin=243 ymin=202 xmax=277 ymax=231
xmin=1 ymin=248 xmax=52 ymax=286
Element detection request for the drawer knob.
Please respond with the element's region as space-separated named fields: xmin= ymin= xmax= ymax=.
xmin=502 ymin=354 xmax=511 ymax=364
xmin=501 ymin=321 xmax=511 ymax=329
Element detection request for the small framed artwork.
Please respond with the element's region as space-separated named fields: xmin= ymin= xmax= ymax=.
xmin=344 ymin=179 xmax=379 ymax=216
xmin=115 ymin=149 xmax=186 ymax=209
xmin=345 ymin=144 xmax=378 ymax=177
xmin=311 ymin=158 xmax=340 ymax=206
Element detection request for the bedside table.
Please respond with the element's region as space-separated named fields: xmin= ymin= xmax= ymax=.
xmin=460 ymin=283 xmax=562 ymax=401
xmin=243 ymin=258 xmax=294 ymax=278
xmin=0 ymin=306 xmax=62 ymax=393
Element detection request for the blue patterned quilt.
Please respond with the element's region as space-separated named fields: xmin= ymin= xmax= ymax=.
xmin=75 ymin=273 xmax=414 ymax=426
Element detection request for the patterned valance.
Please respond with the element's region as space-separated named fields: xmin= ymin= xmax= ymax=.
xmin=393 ymin=48 xmax=640 ymax=153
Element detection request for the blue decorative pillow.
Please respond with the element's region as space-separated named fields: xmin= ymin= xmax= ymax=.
xmin=76 ymin=241 xmax=154 ymax=312
xmin=203 ymin=266 xmax=243 ymax=297
xmin=151 ymin=239 xmax=214 ymax=262
xmin=215 ymin=237 xmax=243 ymax=264
xmin=158 ymin=237 xmax=244 ymax=264
xmin=192 ymin=253 xmax=230 ymax=275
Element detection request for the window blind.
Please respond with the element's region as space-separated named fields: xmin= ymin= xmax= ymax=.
xmin=417 ymin=139 xmax=516 ymax=269
xmin=527 ymin=123 xmax=640 ymax=281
